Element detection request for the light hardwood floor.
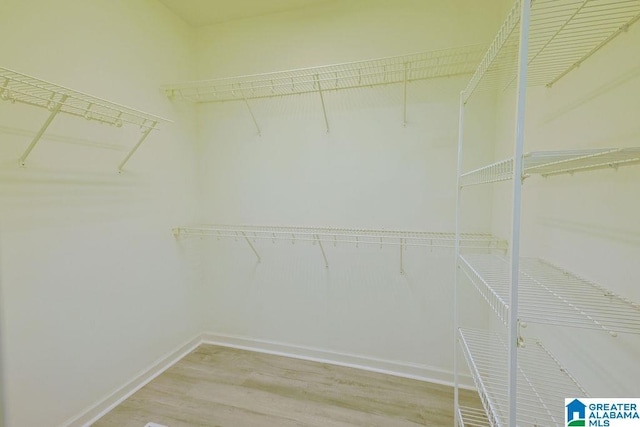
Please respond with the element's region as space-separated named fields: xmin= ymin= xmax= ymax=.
xmin=93 ymin=345 xmax=482 ymax=427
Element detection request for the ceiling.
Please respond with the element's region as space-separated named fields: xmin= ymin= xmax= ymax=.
xmin=158 ymin=0 xmax=335 ymax=27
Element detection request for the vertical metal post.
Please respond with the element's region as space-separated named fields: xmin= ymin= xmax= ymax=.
xmin=19 ymin=95 xmax=68 ymax=167
xmin=509 ymin=1 xmax=531 ymax=426
xmin=243 ymin=96 xmax=261 ymax=136
xmin=453 ymin=91 xmax=465 ymax=427
xmin=118 ymin=121 xmax=157 ymax=173
xmin=241 ymin=232 xmax=261 ymax=262
xmin=403 ymin=62 xmax=409 ymax=127
xmin=314 ymin=74 xmax=330 ymax=133
xmin=315 ymin=235 xmax=329 ymax=268
xmin=0 ymin=237 xmax=6 ymax=427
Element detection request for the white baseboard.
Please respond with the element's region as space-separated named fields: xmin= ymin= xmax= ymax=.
xmin=63 ymin=332 xmax=475 ymax=426
xmin=201 ymin=332 xmax=475 ymax=390
xmin=61 ymin=334 xmax=203 ymax=427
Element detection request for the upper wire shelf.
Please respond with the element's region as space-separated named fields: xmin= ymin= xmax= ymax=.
xmin=0 ymin=67 xmax=168 ymax=127
xmin=173 ymin=224 xmax=507 ymax=250
xmin=459 ymin=254 xmax=640 ymax=335
xmin=458 ymin=328 xmax=588 ymax=427
xmin=463 ymin=0 xmax=640 ymax=102
xmin=0 ymin=66 xmax=170 ymax=171
xmin=161 ymin=45 xmax=487 ymax=103
xmin=460 ymin=147 xmax=640 ymax=186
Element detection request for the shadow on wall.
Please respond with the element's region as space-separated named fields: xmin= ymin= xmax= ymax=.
xmin=540 ymin=64 xmax=640 ymax=124
xmin=0 ymin=161 xmax=160 ymax=229
xmin=196 ymin=232 xmax=486 ymax=367
xmin=538 ymin=216 xmax=640 ymax=247
xmin=0 ymin=125 xmax=127 ymax=152
xmin=532 ymin=325 xmax=640 ymax=396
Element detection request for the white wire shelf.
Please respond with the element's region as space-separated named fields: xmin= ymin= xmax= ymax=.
xmin=459 ymin=254 xmax=640 ymax=335
xmin=0 ymin=66 xmax=170 ymax=171
xmin=458 ymin=328 xmax=589 ymax=427
xmin=173 ymin=224 xmax=507 ymax=250
xmin=457 ymin=405 xmax=491 ymax=427
xmin=161 ymin=45 xmax=486 ymax=103
xmin=0 ymin=67 xmax=168 ymax=127
xmin=460 ymin=148 xmax=640 ymax=186
xmin=463 ymin=0 xmax=640 ymax=102
xmin=175 ymin=225 xmax=506 ymax=273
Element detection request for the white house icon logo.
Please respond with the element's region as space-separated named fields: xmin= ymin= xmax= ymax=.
xmin=567 ymin=399 xmax=587 ymax=426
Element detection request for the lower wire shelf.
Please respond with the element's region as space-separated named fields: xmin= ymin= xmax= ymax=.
xmin=458 ymin=254 xmax=640 ymax=335
xmin=457 ymin=405 xmax=491 ymax=427
xmin=174 ymin=224 xmax=508 ymax=251
xmin=458 ymin=328 xmax=588 ymax=427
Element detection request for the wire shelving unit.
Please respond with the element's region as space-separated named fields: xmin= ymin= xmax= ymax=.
xmin=459 ymin=254 xmax=640 ymax=335
xmin=458 ymin=328 xmax=589 ymax=427
xmin=454 ymin=1 xmax=640 ymax=426
xmin=0 ymin=66 xmax=170 ymax=171
xmin=174 ymin=224 xmax=507 ymax=273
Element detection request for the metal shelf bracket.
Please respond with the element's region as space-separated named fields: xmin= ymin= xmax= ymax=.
xmin=315 ymin=234 xmax=329 ymax=268
xmin=18 ymin=94 xmax=68 ymax=167
xmin=400 ymin=238 xmax=405 ymax=275
xmin=242 ymin=96 xmax=261 ymax=137
xmin=241 ymin=231 xmax=261 ymax=262
xmin=118 ymin=121 xmax=158 ymax=173
xmin=314 ymin=74 xmax=330 ymax=133
xmin=402 ymin=62 xmax=409 ymax=127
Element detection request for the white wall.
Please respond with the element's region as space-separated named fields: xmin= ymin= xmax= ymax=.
xmin=0 ymin=1 xmax=200 ymax=426
xmin=192 ymin=0 xmax=503 ymax=381
xmin=484 ymin=19 xmax=640 ymax=396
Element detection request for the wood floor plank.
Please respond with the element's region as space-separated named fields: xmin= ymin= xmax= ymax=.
xmin=92 ymin=345 xmax=483 ymax=427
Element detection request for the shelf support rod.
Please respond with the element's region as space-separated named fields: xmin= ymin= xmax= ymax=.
xmin=315 ymin=234 xmax=329 ymax=268
xmin=19 ymin=95 xmax=68 ymax=167
xmin=403 ymin=62 xmax=408 ymax=127
xmin=118 ymin=121 xmax=157 ymax=173
xmin=314 ymin=74 xmax=330 ymax=133
xmin=508 ymin=0 xmax=531 ymax=426
xmin=400 ymin=238 xmax=405 ymax=275
xmin=243 ymin=96 xmax=261 ymax=136
xmin=242 ymin=231 xmax=261 ymax=262
xmin=453 ymin=91 xmax=465 ymax=427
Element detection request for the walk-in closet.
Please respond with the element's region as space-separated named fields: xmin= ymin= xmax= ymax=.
xmin=0 ymin=1 xmax=638 ymax=426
